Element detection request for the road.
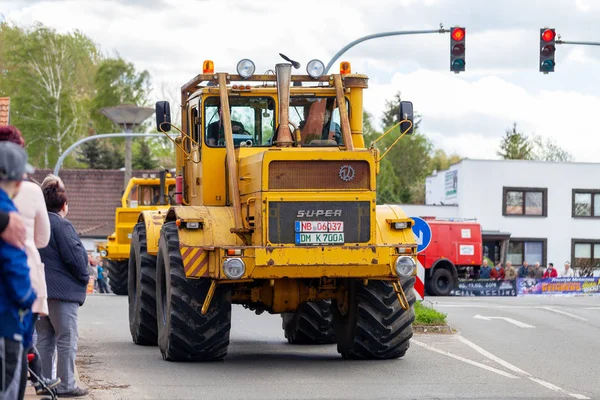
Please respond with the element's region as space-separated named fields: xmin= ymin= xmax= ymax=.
xmin=76 ymin=295 xmax=600 ymax=400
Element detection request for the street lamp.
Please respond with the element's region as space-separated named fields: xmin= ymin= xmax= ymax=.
xmin=100 ymin=104 xmax=154 ymax=189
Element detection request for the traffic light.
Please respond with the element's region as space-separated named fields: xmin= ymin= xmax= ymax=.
xmin=450 ymin=27 xmax=466 ymax=73
xmin=540 ymin=28 xmax=556 ymax=73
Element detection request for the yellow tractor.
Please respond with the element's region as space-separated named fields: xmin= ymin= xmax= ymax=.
xmin=129 ymin=56 xmax=418 ymax=361
xmin=96 ymin=171 xmax=175 ymax=295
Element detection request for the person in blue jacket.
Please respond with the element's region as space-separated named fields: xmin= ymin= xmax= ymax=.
xmin=0 ymin=141 xmax=37 ymax=400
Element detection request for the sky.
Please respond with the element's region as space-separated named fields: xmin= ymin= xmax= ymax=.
xmin=2 ymin=0 xmax=600 ymax=162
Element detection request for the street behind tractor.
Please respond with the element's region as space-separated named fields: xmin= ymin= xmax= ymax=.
xmin=128 ymin=55 xmax=419 ymax=361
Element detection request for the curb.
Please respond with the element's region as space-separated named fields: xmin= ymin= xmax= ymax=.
xmin=413 ymin=324 xmax=454 ymax=334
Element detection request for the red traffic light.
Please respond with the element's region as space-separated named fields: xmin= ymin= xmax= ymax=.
xmin=541 ymin=29 xmax=555 ymax=42
xmin=451 ymin=27 xmax=465 ymax=41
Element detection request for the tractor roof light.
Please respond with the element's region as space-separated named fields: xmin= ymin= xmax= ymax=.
xmin=306 ymin=59 xmax=325 ymax=79
xmin=203 ymin=60 xmax=214 ymax=74
xmin=340 ymin=61 xmax=351 ymax=75
xmin=236 ymin=59 xmax=255 ymax=79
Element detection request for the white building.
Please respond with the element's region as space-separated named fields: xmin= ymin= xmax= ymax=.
xmin=400 ymin=159 xmax=600 ymax=275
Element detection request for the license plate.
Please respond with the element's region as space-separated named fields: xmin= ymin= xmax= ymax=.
xmin=295 ymin=221 xmax=344 ymax=233
xmin=295 ymin=232 xmax=345 ymax=245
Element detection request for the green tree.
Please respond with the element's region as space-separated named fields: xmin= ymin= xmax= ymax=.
xmin=430 ymin=149 xmax=463 ymax=172
xmin=133 ymin=139 xmax=158 ymax=170
xmin=91 ymin=58 xmax=151 ymax=134
xmin=366 ymin=92 xmax=433 ymax=204
xmin=0 ymin=22 xmax=99 ymax=167
xmin=497 ymin=122 xmax=533 ymax=160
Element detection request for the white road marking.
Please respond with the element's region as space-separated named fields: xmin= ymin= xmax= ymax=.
xmin=473 ymin=314 xmax=535 ymax=328
xmin=451 ymin=336 xmax=590 ymax=400
xmin=528 ymin=378 xmax=590 ymax=399
xmin=540 ymin=307 xmax=588 ymax=321
xmin=412 ymin=339 xmax=518 ymax=379
xmin=457 ymin=336 xmax=531 ymax=375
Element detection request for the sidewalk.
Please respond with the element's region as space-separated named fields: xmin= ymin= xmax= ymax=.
xmin=24 ymin=365 xmax=89 ymax=399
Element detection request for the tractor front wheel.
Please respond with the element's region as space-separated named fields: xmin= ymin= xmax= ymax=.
xmin=333 ymin=277 xmax=416 ymax=360
xmin=156 ymin=221 xmax=232 ymax=361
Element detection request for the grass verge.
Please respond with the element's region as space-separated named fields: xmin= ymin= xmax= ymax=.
xmin=413 ymin=301 xmax=447 ymax=326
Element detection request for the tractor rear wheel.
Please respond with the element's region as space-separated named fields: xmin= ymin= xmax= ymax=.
xmin=333 ymin=277 xmax=416 ymax=360
xmin=282 ymin=300 xmax=336 ymax=345
xmin=156 ymin=221 xmax=231 ymax=361
xmin=128 ymin=222 xmax=158 ymax=346
xmin=106 ymin=259 xmax=128 ymax=295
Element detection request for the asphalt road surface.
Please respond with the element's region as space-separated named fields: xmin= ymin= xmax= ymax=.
xmin=77 ymin=295 xmax=600 ymax=400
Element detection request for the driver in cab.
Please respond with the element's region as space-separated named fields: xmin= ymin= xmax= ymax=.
xmin=206 ymin=106 xmax=246 ymax=146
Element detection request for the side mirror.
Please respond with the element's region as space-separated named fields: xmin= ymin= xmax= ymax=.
xmin=156 ymin=101 xmax=171 ymax=132
xmin=399 ymin=101 xmax=414 ymax=135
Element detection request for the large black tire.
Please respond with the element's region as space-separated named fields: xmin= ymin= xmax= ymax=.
xmin=429 ymin=268 xmax=454 ymax=296
xmin=128 ymin=222 xmax=158 ymax=346
xmin=333 ymin=277 xmax=416 ymax=360
xmin=156 ymin=221 xmax=232 ymax=361
xmin=281 ymin=300 xmax=336 ymax=345
xmin=106 ymin=259 xmax=128 ymax=295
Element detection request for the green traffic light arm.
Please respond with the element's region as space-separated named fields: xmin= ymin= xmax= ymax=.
xmin=556 ymin=39 xmax=600 ymax=47
xmin=325 ymin=27 xmax=449 ymax=74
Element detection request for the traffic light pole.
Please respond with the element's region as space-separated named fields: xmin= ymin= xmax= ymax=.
xmin=324 ymin=27 xmax=449 ymax=74
xmin=556 ymin=40 xmax=600 ymax=47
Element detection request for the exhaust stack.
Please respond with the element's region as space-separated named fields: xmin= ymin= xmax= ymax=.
xmin=275 ymin=63 xmax=293 ymax=147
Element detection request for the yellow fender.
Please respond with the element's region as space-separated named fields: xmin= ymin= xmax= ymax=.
xmin=375 ymin=205 xmax=417 ymax=275
xmin=165 ymin=206 xmax=244 ymax=278
xmin=138 ymin=210 xmax=168 ymax=256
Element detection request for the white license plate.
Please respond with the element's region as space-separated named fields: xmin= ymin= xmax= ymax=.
xmin=295 ymin=221 xmax=344 ymax=233
xmin=295 ymin=232 xmax=345 ymax=245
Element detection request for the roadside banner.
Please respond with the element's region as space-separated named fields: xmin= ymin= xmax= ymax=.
xmin=517 ymin=277 xmax=600 ymax=295
xmin=451 ymin=279 xmax=516 ymax=296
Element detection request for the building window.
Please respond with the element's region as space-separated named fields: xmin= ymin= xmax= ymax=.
xmin=507 ymin=238 xmax=546 ymax=266
xmin=571 ymin=240 xmax=600 ymax=274
xmin=572 ymin=189 xmax=600 ymax=218
xmin=503 ymin=187 xmax=547 ymax=217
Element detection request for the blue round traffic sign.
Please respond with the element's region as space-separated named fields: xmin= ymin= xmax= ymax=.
xmin=410 ymin=217 xmax=432 ymax=253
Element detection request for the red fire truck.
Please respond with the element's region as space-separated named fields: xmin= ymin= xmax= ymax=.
xmin=419 ymin=217 xmax=496 ymax=296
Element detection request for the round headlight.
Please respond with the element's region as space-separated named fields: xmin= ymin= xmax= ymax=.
xmin=100 ymin=250 xmax=108 ymax=257
xmin=395 ymin=256 xmax=416 ymax=277
xmin=306 ymin=59 xmax=325 ymax=79
xmin=223 ymin=258 xmax=246 ymax=280
xmin=236 ymin=59 xmax=255 ymax=79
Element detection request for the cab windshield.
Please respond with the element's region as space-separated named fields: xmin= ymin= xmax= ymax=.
xmin=204 ymin=96 xmax=275 ymax=147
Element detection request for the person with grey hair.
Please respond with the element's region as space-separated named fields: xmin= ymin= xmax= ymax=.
xmin=562 ymin=261 xmax=575 ymax=277
xmin=530 ymin=262 xmax=544 ymax=279
xmin=37 ymin=174 xmax=89 ymax=397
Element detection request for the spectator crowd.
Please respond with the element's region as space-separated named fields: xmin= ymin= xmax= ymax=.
xmin=1 ymin=125 xmax=90 ymax=399
xmin=476 ymin=258 xmax=576 ymax=280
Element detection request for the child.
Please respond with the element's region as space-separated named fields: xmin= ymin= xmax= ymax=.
xmin=0 ymin=141 xmax=37 ymax=400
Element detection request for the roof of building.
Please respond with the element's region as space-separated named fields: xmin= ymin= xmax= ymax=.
xmin=30 ymin=169 xmax=159 ymax=238
xmin=0 ymin=97 xmax=10 ymax=126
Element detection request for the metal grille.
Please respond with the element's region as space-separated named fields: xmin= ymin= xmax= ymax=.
xmin=268 ymin=201 xmax=371 ymax=244
xmin=269 ymin=161 xmax=370 ymax=190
